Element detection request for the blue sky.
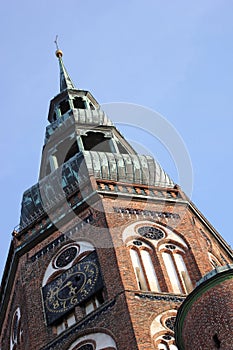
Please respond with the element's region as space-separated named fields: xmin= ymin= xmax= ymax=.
xmin=0 ymin=0 xmax=233 ymax=279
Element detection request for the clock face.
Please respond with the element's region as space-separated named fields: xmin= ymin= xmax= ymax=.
xmin=42 ymin=251 xmax=103 ymax=325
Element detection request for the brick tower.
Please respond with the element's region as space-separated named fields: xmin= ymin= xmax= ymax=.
xmin=175 ymin=265 xmax=233 ymax=350
xmin=0 ymin=49 xmax=232 ymax=350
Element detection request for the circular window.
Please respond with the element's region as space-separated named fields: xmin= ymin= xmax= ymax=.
xmin=137 ymin=226 xmax=164 ymax=240
xmin=54 ymin=246 xmax=79 ymax=268
xmin=165 ymin=317 xmax=176 ymax=331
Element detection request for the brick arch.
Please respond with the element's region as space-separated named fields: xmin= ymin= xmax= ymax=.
xmin=122 ymin=220 xmax=167 ymax=246
xmin=127 ymin=238 xmax=162 ymax=292
xmin=42 ymin=240 xmax=94 ymax=286
xmin=123 ymin=220 xmax=196 ymax=293
xmin=122 ymin=220 xmax=189 ymax=249
xmin=151 ymin=310 xmax=178 ymax=350
xmin=208 ymin=252 xmax=222 ymax=268
xmin=158 ymin=242 xmax=193 ymax=294
xmin=66 ymin=331 xmax=117 ymax=350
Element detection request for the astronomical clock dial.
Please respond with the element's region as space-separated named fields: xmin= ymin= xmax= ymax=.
xmin=42 ymin=251 xmax=103 ymax=325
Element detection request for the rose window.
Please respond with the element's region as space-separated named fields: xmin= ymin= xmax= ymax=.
xmin=165 ymin=317 xmax=176 ymax=331
xmin=137 ymin=226 xmax=164 ymax=240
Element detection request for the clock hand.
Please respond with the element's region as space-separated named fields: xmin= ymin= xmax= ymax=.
xmin=56 ymin=275 xmax=82 ymax=294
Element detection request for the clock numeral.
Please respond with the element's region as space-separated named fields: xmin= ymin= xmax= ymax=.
xmin=80 ymin=288 xmax=89 ymax=297
xmin=70 ymin=296 xmax=78 ymax=305
xmin=87 ymin=278 xmax=93 ymax=285
xmin=52 ymin=300 xmax=60 ymax=309
xmin=62 ymin=300 xmax=67 ymax=309
xmin=84 ymin=264 xmax=90 ymax=272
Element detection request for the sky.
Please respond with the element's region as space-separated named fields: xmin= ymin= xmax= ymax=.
xmin=0 ymin=0 xmax=233 ymax=279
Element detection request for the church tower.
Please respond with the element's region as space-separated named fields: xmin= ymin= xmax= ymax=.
xmin=0 ymin=49 xmax=232 ymax=350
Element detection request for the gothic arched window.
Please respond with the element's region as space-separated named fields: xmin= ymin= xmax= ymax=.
xmin=78 ymin=345 xmax=94 ymax=350
xmin=128 ymin=240 xmax=161 ymax=292
xmin=156 ymin=335 xmax=178 ymax=350
xmin=151 ymin=310 xmax=178 ymax=350
xmin=159 ymin=243 xmax=193 ymax=294
xmin=123 ymin=220 xmax=194 ymax=294
xmin=67 ymin=332 xmax=117 ymax=350
xmin=10 ymin=307 xmax=22 ymax=350
xmin=208 ymin=252 xmax=221 ymax=269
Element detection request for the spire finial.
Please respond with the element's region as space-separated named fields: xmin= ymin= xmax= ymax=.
xmin=54 ymin=35 xmax=63 ymax=58
xmin=54 ymin=35 xmax=59 ymax=50
xmin=54 ymin=36 xmax=76 ymax=91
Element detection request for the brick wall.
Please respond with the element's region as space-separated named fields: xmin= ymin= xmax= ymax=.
xmin=180 ymin=277 xmax=233 ymax=350
xmin=1 ymin=192 xmax=232 ymax=350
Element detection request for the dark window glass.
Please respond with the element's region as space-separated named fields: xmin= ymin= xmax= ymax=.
xmin=64 ymin=142 xmax=80 ymax=163
xmin=73 ymin=97 xmax=86 ymax=109
xmin=82 ymin=132 xmax=115 ymax=152
xmin=59 ymin=100 xmax=70 ymax=115
xmin=116 ymin=141 xmax=128 ymax=154
xmin=55 ymin=140 xmax=79 ymax=166
xmin=78 ymin=345 xmax=94 ymax=350
xmin=165 ymin=317 xmax=176 ymax=331
xmin=89 ymin=103 xmax=95 ymax=110
xmin=213 ymin=334 xmax=221 ymax=349
xmin=45 ymin=162 xmax=51 ymax=176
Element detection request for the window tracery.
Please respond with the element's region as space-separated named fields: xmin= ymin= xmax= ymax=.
xmin=128 ymin=240 xmax=161 ymax=292
xmin=208 ymin=252 xmax=221 ymax=269
xmin=164 ymin=317 xmax=176 ymax=332
xmin=156 ymin=334 xmax=178 ymax=350
xmin=137 ymin=226 xmax=165 ymax=240
xmin=67 ymin=332 xmax=117 ymax=350
xmin=151 ymin=310 xmax=178 ymax=350
xmin=77 ymin=345 xmax=94 ymax=350
xmin=124 ymin=220 xmax=194 ymax=295
xmin=160 ymin=243 xmax=193 ymax=294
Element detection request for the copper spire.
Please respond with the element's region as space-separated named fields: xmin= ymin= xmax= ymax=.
xmin=54 ymin=36 xmax=76 ymax=91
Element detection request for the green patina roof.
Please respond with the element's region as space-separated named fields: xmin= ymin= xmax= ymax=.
xmin=56 ymin=50 xmax=76 ymax=91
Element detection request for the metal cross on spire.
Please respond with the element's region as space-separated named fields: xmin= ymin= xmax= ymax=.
xmin=54 ymin=35 xmax=63 ymax=58
xmin=54 ymin=35 xmax=59 ymax=51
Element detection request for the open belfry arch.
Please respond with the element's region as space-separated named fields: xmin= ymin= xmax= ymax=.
xmin=0 ymin=48 xmax=232 ymax=350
